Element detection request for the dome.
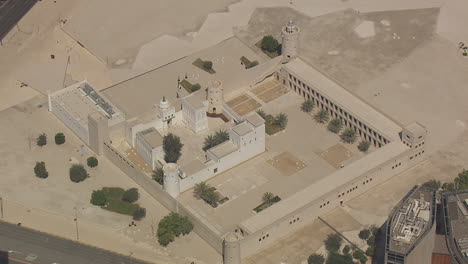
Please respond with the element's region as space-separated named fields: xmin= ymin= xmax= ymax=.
xmin=159 ymin=96 xmax=170 ymax=109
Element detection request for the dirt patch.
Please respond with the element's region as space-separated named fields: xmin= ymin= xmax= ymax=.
xmin=257 ymin=84 xmax=288 ymax=103
xmin=252 ymin=80 xmax=276 ymax=95
xmin=226 ymin=94 xmax=250 ymax=108
xmin=318 ymin=144 xmax=353 ymax=168
xmin=267 ymin=151 xmax=306 ymax=176
xmin=232 ymin=98 xmax=261 ymax=116
xmin=125 ymin=148 xmax=153 ymax=174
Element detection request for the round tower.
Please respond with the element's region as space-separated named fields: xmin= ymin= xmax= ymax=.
xmin=223 ymin=232 xmax=241 ymax=264
xmin=281 ymin=20 xmax=300 ymax=63
xmin=163 ymin=163 xmax=180 ymax=198
xmin=207 ymin=80 xmax=224 ymax=115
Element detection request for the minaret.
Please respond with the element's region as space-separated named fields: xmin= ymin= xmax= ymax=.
xmin=157 ymin=96 xmax=175 ymax=128
xmin=223 ymin=232 xmax=241 ymax=264
xmin=281 ymin=20 xmax=300 ymax=63
xmin=207 ymin=80 xmax=224 ymax=115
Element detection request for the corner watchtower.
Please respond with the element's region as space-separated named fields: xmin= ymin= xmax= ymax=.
xmin=207 ymin=80 xmax=224 ymax=115
xmin=281 ymin=20 xmax=300 ymax=63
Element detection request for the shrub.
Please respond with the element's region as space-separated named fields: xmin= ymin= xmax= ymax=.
xmin=366 ymin=235 xmax=375 ymax=246
xmin=163 ymin=133 xmax=183 ymax=163
xmin=133 ymin=207 xmax=146 ymax=221
xmin=340 ymin=128 xmax=357 ymax=144
xmin=37 ymin=133 xmax=47 ymax=147
xmin=193 ymin=182 xmax=220 ymax=207
xmin=314 ymin=109 xmax=329 ymax=123
xmin=308 ymin=253 xmax=325 ymax=264
xmin=203 ymin=60 xmax=213 ymax=70
xmin=54 ymin=133 xmax=65 ymax=145
xmin=153 ymin=168 xmax=164 ymax=185
xmin=261 ymin=35 xmax=280 ymax=53
xmin=122 ymin=188 xmax=139 ymax=203
xmin=157 ymin=212 xmax=193 ymax=246
xmin=358 ymin=140 xmax=371 ymax=152
xmin=358 ymin=229 xmax=370 ymax=240
xmin=274 ymin=113 xmax=288 ymax=129
xmin=328 ymin=119 xmax=343 ymax=133
xmin=256 ymin=109 xmax=267 ymax=119
xmin=69 ymin=164 xmax=88 ymax=183
xmin=326 ymin=252 xmax=354 ymax=264
xmin=90 ymin=190 xmax=107 ymax=206
xmin=324 ymin=233 xmax=342 ymax=252
xmin=301 ymin=99 xmax=314 ymax=112
xmin=203 ymin=129 xmax=229 ymax=151
xmin=87 ymin=157 xmax=98 ymax=168
xmin=34 ymin=161 xmax=48 ymax=179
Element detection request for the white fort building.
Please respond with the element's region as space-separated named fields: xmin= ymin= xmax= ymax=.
xmin=48 ymin=20 xmax=427 ymax=264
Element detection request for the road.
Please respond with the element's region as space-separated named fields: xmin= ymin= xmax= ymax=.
xmin=0 ymin=0 xmax=38 ymax=41
xmin=0 ymin=221 xmax=150 ymax=264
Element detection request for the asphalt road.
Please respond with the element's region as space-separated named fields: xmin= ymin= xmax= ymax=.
xmin=0 ymin=221 xmax=149 ymax=264
xmin=0 ymin=0 xmax=38 ymax=41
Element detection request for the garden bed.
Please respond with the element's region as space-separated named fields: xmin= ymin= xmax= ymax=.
xmin=253 ymin=196 xmax=281 ymax=213
xmin=240 ymin=56 xmax=259 ymax=69
xmin=100 ymin=187 xmax=141 ymax=216
xmin=179 ymin=79 xmax=201 ymax=93
xmin=255 ymin=40 xmax=280 ymax=58
xmin=193 ymin=58 xmax=216 ymax=74
xmin=264 ymin=114 xmax=284 ymax=135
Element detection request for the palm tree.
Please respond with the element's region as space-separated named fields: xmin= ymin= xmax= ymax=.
xmin=314 ymin=109 xmax=329 ymax=123
xmin=274 ymin=113 xmax=288 ymax=129
xmin=152 ymin=168 xmax=164 ymax=185
xmin=328 ymin=118 xmax=343 ymax=133
xmin=203 ymin=135 xmax=216 ymax=151
xmin=301 ymin=99 xmax=314 ymax=113
xmin=256 ymin=109 xmax=267 ymax=119
xmin=214 ymin=129 xmax=229 ymax=143
xmin=340 ymin=128 xmax=357 ymax=144
xmin=262 ymin=192 xmax=275 ymax=206
xmin=194 ymin=182 xmax=210 ymax=199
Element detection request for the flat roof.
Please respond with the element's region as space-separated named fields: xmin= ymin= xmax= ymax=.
xmin=232 ymin=122 xmax=253 ymax=136
xmin=239 ymin=141 xmax=409 ymax=234
xmin=183 ymin=91 xmax=206 ymax=110
xmin=208 ymin=141 xmax=239 ymax=160
xmin=284 ymin=59 xmax=402 ymax=141
xmin=404 ymin=122 xmax=427 ymax=136
xmin=138 ymin=127 xmax=163 ymax=148
xmin=101 ymin=37 xmax=269 ymax=119
xmin=245 ymin=112 xmax=265 ymax=127
xmin=50 ymin=81 xmax=123 ymax=127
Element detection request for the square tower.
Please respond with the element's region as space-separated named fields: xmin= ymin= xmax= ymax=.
xmin=402 ymin=122 xmax=427 ymax=149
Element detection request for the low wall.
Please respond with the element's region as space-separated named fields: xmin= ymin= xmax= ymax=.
xmin=102 ymin=142 xmax=223 ymax=253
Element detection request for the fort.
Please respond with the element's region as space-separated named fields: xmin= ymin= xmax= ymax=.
xmin=48 ymin=20 xmax=428 ymax=263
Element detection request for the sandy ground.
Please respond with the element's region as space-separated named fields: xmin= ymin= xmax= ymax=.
xmin=0 ymin=96 xmax=220 ymax=264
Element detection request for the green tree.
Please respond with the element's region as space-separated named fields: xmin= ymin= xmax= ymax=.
xmin=261 ymin=35 xmax=280 ymax=53
xmin=203 ymin=130 xmax=230 ymax=151
xmin=37 ymin=133 xmax=47 ymax=147
xmin=365 ymin=246 xmax=375 ymax=257
xmin=87 ymin=156 xmax=98 ymax=168
xmin=308 ymin=254 xmax=325 ymax=264
xmin=274 ymin=113 xmax=288 ymax=129
xmin=90 ymin=190 xmax=107 ymax=206
xmin=194 ymin=182 xmax=210 ymax=199
xmin=342 ymin=245 xmax=351 ymax=255
xmin=314 ymin=109 xmax=329 ymax=124
xmin=369 ymin=225 xmax=379 ymax=237
xmin=163 ymin=133 xmax=183 ymax=163
xmin=324 ymin=233 xmax=343 ymax=253
xmin=353 ymin=250 xmax=368 ymax=264
xmin=340 ymin=128 xmax=357 ymax=144
xmin=133 ymin=207 xmax=146 ymax=221
xmin=262 ymin=192 xmax=275 ymax=206
xmin=122 ymin=188 xmax=139 ymax=203
xmin=153 ymin=168 xmax=164 ymax=185
xmin=203 ymin=60 xmax=213 ymax=70
xmin=69 ymin=164 xmax=88 ymax=183
xmin=301 ymin=99 xmax=314 ymax=113
xmin=455 ymin=169 xmax=468 ymax=189
xmin=326 ymin=252 xmax=353 ymax=264
xmin=203 ymin=135 xmax=216 ymax=151
xmin=358 ymin=229 xmax=370 ymax=240
xmin=157 ymin=212 xmax=193 ymax=246
xmin=54 ymin=133 xmax=65 ymax=145
xmin=367 ymin=235 xmax=376 ymax=246
xmin=358 ymin=140 xmax=371 ymax=152
xmin=328 ymin=119 xmax=343 ymax=133
xmin=34 ymin=161 xmax=48 ymax=179
xmin=193 ymin=182 xmax=220 ymax=207
xmin=442 ymin=182 xmax=455 ymax=191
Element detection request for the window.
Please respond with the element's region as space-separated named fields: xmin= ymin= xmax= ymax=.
xmin=214 ymin=168 xmax=218 ymax=173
